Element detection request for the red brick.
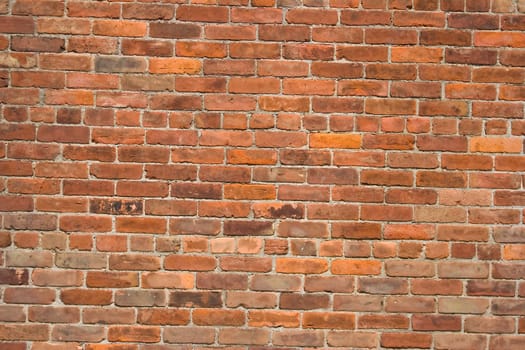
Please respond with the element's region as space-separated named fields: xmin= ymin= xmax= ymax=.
xmin=199 ymin=201 xmax=250 ymax=218
xmin=140 ymin=272 xmax=193 ymax=289
xmin=176 ymin=41 xmax=226 ymax=58
xmin=337 ymin=45 xmax=388 ymax=62
xmin=13 ymin=0 xmax=63 ymax=16
xmin=109 ymin=254 xmax=160 ymax=271
xmin=0 ymin=324 xmax=49 ymax=341
xmin=165 ymin=255 xmax=216 ymax=271
xmin=417 ymin=135 xmax=468 ymax=152
xmin=394 ymin=11 xmax=445 ymax=27
xmin=473 ymin=101 xmax=523 ymax=118
xmin=276 ymin=257 xmax=328 ymax=274
xmin=308 ymin=203 xmax=359 ymax=221
xmin=0 ymin=268 xmax=29 ymax=285
xmin=220 ymin=257 xmax=272 ymax=273
xmin=170 ymin=218 xmax=221 ymax=236
xmin=258 ymin=60 xmax=309 ymax=77
xmin=332 ymin=259 xmax=382 ymax=275
xmin=312 ymin=62 xmax=362 ymax=78
xmin=205 ymin=94 xmax=256 ymax=111
xmin=29 ymin=305 xmax=79 ymax=323
xmin=226 ymin=291 xmax=276 ymax=309
xmin=203 ymin=58 xmax=254 ymax=76
xmin=0 ymin=88 xmax=40 ymax=105
xmin=161 ymin=328 xmax=213 ymax=345
xmin=116 ymin=217 xmax=166 ymax=234
xmin=52 ymin=325 xmax=105 ymax=342
xmin=314 ymin=27 xmax=362 ymax=44
xmin=435 ymin=333 xmax=487 ymax=349
xmin=413 ymin=315 xmax=461 ymax=331
xmin=97 ymin=92 xmax=147 ymax=108
xmin=303 ymin=312 xmax=356 ymax=329
xmin=259 ymin=24 xmax=307 ymax=42
xmin=0 ymin=195 xmax=33 ymax=211
xmin=108 ymin=326 xmax=160 ymax=343
xmin=284 ymin=78 xmax=335 ymax=96
xmin=248 ymin=310 xmax=299 ymax=328
xmin=4 ymin=213 xmax=57 ymax=231
xmin=359 ymin=314 xmax=410 ymax=329
xmin=138 ymin=309 xmax=189 ymax=326
xmin=59 ymin=215 xmax=111 ymax=233
xmin=67 ymin=1 xmax=119 ymax=18
xmin=475 ymin=32 xmax=525 ymax=48
xmin=4 ymin=287 xmax=55 ymax=304
xmin=446 ymin=48 xmax=498 ymax=65
xmin=176 ymin=5 xmax=228 ymax=22
xmin=93 ymin=20 xmax=146 ymax=37
xmin=38 ymin=18 xmax=90 ymax=34
xmin=231 ymin=7 xmax=282 ymax=23
xmin=193 ymin=308 xmax=245 ymax=326
xmin=392 ymin=81 xmax=441 ymax=98
xmin=366 ymin=28 xmax=416 ymax=44
xmin=118 ymin=146 xmax=169 ymax=163
xmin=367 ymin=63 xmax=417 ymax=80
xmin=11 ymin=72 xmax=65 ymax=88
xmin=61 ymin=289 xmax=112 ymax=306
xmin=35 ymin=162 xmax=88 ymax=178
xmin=341 ymin=10 xmax=391 ymax=25
xmin=381 ymin=333 xmax=432 ymax=348
xmin=223 ymin=184 xmax=275 ymax=200
xmin=122 ymin=3 xmax=173 ymax=20
xmin=286 ymin=8 xmax=338 ymax=24
xmin=229 ymin=77 xmax=279 ymax=94
xmin=0 ymin=16 xmax=34 ymax=33
xmin=68 ymin=37 xmax=117 ymax=54
xmin=339 ymin=80 xmax=387 ymax=98
xmin=365 ymin=98 xmax=416 ymax=115
xmin=220 ymin=328 xmax=270 ymax=345
xmin=149 ymin=58 xmax=201 ymax=74
xmin=230 ymin=42 xmax=280 ymax=59
xmin=206 ymin=25 xmax=255 ymax=40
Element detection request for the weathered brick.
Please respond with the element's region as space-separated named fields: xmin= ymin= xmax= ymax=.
xmin=413 ymin=315 xmax=461 ymax=331
xmin=115 ymin=290 xmax=165 ymax=307
xmin=95 ymin=56 xmax=146 ymax=73
xmin=138 ymin=309 xmax=189 ymax=326
xmin=381 ymin=332 xmax=432 ymax=349
xmin=358 ymin=278 xmax=408 ymax=295
xmin=32 ymin=269 xmax=83 ymax=287
xmin=52 ymin=325 xmax=105 ymax=342
xmin=0 ymin=324 xmax=49 ymax=341
xmin=4 ymin=287 xmax=56 ymax=304
xmin=169 ymin=291 xmax=222 ymax=308
xmin=251 ymin=275 xmax=302 ymax=292
xmin=272 ymin=330 xmax=324 ymax=347
xmin=108 ymin=326 xmax=160 ymax=343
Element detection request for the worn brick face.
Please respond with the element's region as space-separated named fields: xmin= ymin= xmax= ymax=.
xmin=0 ymin=0 xmax=524 ymax=348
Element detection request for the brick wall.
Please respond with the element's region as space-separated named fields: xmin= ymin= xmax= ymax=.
xmin=1 ymin=0 xmax=525 ymax=349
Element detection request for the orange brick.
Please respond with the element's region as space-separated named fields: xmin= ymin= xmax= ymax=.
xmin=149 ymin=58 xmax=201 ymax=74
xmin=310 ymin=133 xmax=362 ymax=148
xmin=276 ymin=258 xmax=328 ymax=274
xmin=470 ymin=137 xmax=522 ymax=153
xmin=332 ymin=259 xmax=382 ymax=275
xmin=224 ymin=184 xmax=276 ymax=200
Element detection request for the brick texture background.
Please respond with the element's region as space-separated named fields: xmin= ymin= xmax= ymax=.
xmin=1 ymin=0 xmax=525 ymax=349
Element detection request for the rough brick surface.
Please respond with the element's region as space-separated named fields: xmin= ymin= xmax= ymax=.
xmin=1 ymin=0 xmax=524 ymax=348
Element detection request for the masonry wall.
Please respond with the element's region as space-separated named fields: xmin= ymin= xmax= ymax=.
xmin=1 ymin=0 xmax=525 ymax=349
